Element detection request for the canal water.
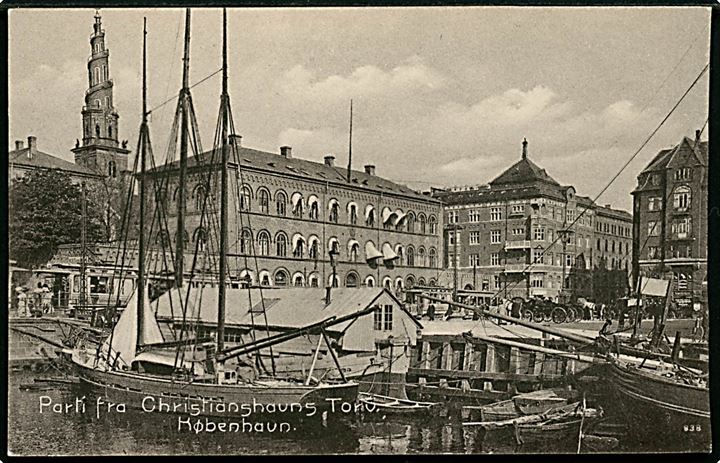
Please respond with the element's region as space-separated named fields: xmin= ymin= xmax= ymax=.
xmin=3 ymin=370 xmax=689 ymax=455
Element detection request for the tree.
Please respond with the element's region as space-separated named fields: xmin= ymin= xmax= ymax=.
xmin=9 ymin=169 xmax=106 ymax=268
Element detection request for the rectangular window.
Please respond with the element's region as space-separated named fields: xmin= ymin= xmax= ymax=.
xmin=448 ymin=211 xmax=459 ymax=224
xmin=531 ymin=275 xmax=544 ymax=288
xmin=533 ymin=227 xmax=545 ymax=241
xmin=490 ymin=253 xmax=500 ymax=266
xmin=469 ymin=254 xmax=481 ymax=267
xmin=674 ymin=168 xmax=692 ymax=181
xmin=648 ymin=246 xmax=659 ymax=259
xmin=533 ymin=249 xmax=545 ymax=264
xmin=548 ymin=229 xmax=554 ymax=242
xmin=512 ymin=228 xmax=525 ymax=236
xmin=567 ymin=209 xmax=575 ymax=222
xmin=490 ymin=230 xmax=501 ymax=244
xmin=468 ymin=210 xmax=481 ymax=223
xmin=383 ymin=304 xmax=393 ymax=330
xmin=648 ymin=197 xmax=662 ymax=211
xmin=510 ymin=204 xmax=524 ymax=215
xmin=373 ymin=306 xmax=383 ymax=330
xmin=565 ymin=254 xmax=573 ymax=267
xmin=493 ymin=275 xmax=501 ymax=290
xmin=469 ymin=231 xmax=481 ymax=245
xmin=490 ymin=207 xmax=502 ymax=221
xmin=448 ymin=230 xmax=460 ymax=245
xmin=648 ymin=221 xmax=660 ymax=237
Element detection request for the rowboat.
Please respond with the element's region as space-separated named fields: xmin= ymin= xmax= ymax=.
xmin=358 ymin=392 xmax=438 ymax=414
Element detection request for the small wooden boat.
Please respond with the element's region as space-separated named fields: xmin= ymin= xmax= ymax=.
xmin=462 ymin=387 xmax=579 ymax=422
xmin=358 ymin=392 xmax=438 ymax=414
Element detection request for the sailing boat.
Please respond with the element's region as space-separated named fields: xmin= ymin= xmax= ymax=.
xmin=70 ymin=10 xmax=359 ymax=415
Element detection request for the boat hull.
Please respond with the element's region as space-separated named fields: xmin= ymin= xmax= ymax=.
xmin=73 ymin=360 xmax=359 ymax=419
xmin=607 ymin=359 xmax=710 ymax=451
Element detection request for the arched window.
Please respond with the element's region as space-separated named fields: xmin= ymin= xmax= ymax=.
xmin=349 ymin=242 xmax=360 ymax=262
xmin=383 ymin=277 xmax=392 ymax=290
xmin=259 ymin=271 xmax=271 ymax=287
xmin=275 ymin=232 xmax=288 ymax=257
xmin=240 ymin=186 xmax=252 ymax=212
xmin=348 ymin=204 xmax=358 ymax=225
xmin=406 ymin=213 xmax=415 ymax=233
xmin=257 ymin=230 xmax=270 ymax=256
xmin=429 ymin=248 xmax=437 ymax=268
xmin=108 ymin=125 xmax=113 ymax=139
xmin=673 ymin=186 xmax=691 ymax=211
xmin=418 ymin=277 xmax=427 ymax=286
xmin=240 ymin=229 xmax=252 ymax=254
xmin=102 ymin=64 xmax=107 ymax=81
xmin=396 ymin=245 xmax=404 ymax=265
xmin=193 ymin=228 xmax=207 ymax=252
xmin=276 ymin=191 xmax=287 ymax=216
xmin=258 ymin=188 xmax=270 ymax=214
xmin=418 ymin=214 xmax=427 ymax=234
xmin=345 ymin=272 xmax=359 ymax=288
xmin=308 ymin=274 xmax=319 ymax=288
xmin=194 ymin=185 xmax=206 ymax=211
xmin=95 ymin=124 xmax=101 ymax=138
xmin=274 ymin=269 xmax=289 ymax=287
xmin=94 ymin=67 xmax=100 ymax=85
xmin=406 ymin=246 xmax=415 ymax=267
xmin=418 ymin=247 xmax=426 ymax=267
xmin=308 ymin=238 xmax=319 ymax=260
xmin=293 ymin=273 xmax=304 ymax=287
xmin=429 ymin=216 xmax=438 ymax=235
xmin=309 ymin=201 xmax=319 ymax=220
xmin=365 ymin=275 xmax=376 ymax=287
xmin=329 ymin=200 xmax=339 ymax=223
xmin=108 ymin=160 xmax=116 ymax=178
xmin=366 ymin=207 xmax=376 ymax=227
xmin=293 ymin=236 xmax=305 ymax=258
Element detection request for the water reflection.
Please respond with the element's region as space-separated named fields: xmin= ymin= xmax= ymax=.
xmin=6 ymin=371 xmax=661 ymax=455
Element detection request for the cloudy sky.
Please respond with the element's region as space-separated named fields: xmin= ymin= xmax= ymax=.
xmin=9 ymin=7 xmax=710 ymax=211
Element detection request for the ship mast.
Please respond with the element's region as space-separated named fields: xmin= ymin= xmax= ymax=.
xmin=136 ymin=17 xmax=150 ymax=348
xmin=175 ymin=9 xmax=191 ymax=288
xmin=217 ymin=8 xmax=229 ymax=354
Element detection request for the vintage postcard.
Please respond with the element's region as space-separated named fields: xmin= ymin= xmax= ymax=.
xmin=6 ymin=5 xmax=712 ymax=456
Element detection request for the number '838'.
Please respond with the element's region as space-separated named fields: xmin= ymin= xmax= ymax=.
xmin=683 ymin=424 xmax=701 ymax=432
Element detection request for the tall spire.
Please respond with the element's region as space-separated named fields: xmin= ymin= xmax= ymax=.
xmin=522 ymin=138 xmax=528 ymax=160
xmin=73 ymin=10 xmax=129 ymax=176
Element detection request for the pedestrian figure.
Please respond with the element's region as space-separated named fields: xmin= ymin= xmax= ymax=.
xmin=427 ymin=304 xmax=436 ymax=321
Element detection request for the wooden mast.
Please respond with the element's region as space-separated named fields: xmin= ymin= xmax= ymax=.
xmin=136 ymin=17 xmax=149 ymax=348
xmin=346 ymin=99 xmax=353 ymax=183
xmin=175 ymin=9 xmax=191 ymax=288
xmin=217 ymin=8 xmax=229 ymax=354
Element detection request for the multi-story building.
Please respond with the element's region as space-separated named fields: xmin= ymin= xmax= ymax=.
xmin=141 ymin=138 xmax=444 ymax=291
xmin=631 ymin=131 xmax=708 ymax=311
xmin=593 ymin=205 xmax=633 ymax=271
xmin=434 ymin=139 xmax=632 ymax=301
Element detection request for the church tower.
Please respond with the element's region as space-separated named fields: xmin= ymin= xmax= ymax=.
xmin=72 ymin=10 xmax=130 ymax=177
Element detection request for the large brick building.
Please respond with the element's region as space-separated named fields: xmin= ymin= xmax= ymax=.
xmin=433 ymin=139 xmax=632 ymax=301
xmin=140 ymin=138 xmax=444 ymax=291
xmin=631 ymin=131 xmax=708 ymax=311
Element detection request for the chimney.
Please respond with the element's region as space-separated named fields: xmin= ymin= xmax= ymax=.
xmin=325 ymin=286 xmax=332 ymax=305
xmin=521 ymin=138 xmax=528 ymax=159
xmin=695 ymin=129 xmax=701 ymax=145
xmin=14 ymin=140 xmax=24 ymax=151
xmin=27 ymin=136 xmax=37 ymax=160
xmin=364 ymin=164 xmax=376 ymax=176
xmin=324 ymin=155 xmax=335 ymax=167
xmin=280 ymin=146 xmax=292 ymax=158
xmin=229 ymin=134 xmax=242 ymax=147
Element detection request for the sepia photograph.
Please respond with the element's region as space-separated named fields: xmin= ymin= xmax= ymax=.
xmin=5 ymin=4 xmax=713 ymax=456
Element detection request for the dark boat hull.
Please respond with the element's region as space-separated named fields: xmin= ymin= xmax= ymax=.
xmin=607 ymin=359 xmax=710 ymax=451
xmin=74 ymin=360 xmax=359 ymax=419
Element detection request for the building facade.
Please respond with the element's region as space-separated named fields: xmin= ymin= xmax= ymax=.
xmin=71 ymin=11 xmax=130 ymax=178
xmin=142 ymin=139 xmax=444 ymax=292
xmin=434 ymin=139 xmax=632 ymax=301
xmin=631 ymin=131 xmax=708 ymax=312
